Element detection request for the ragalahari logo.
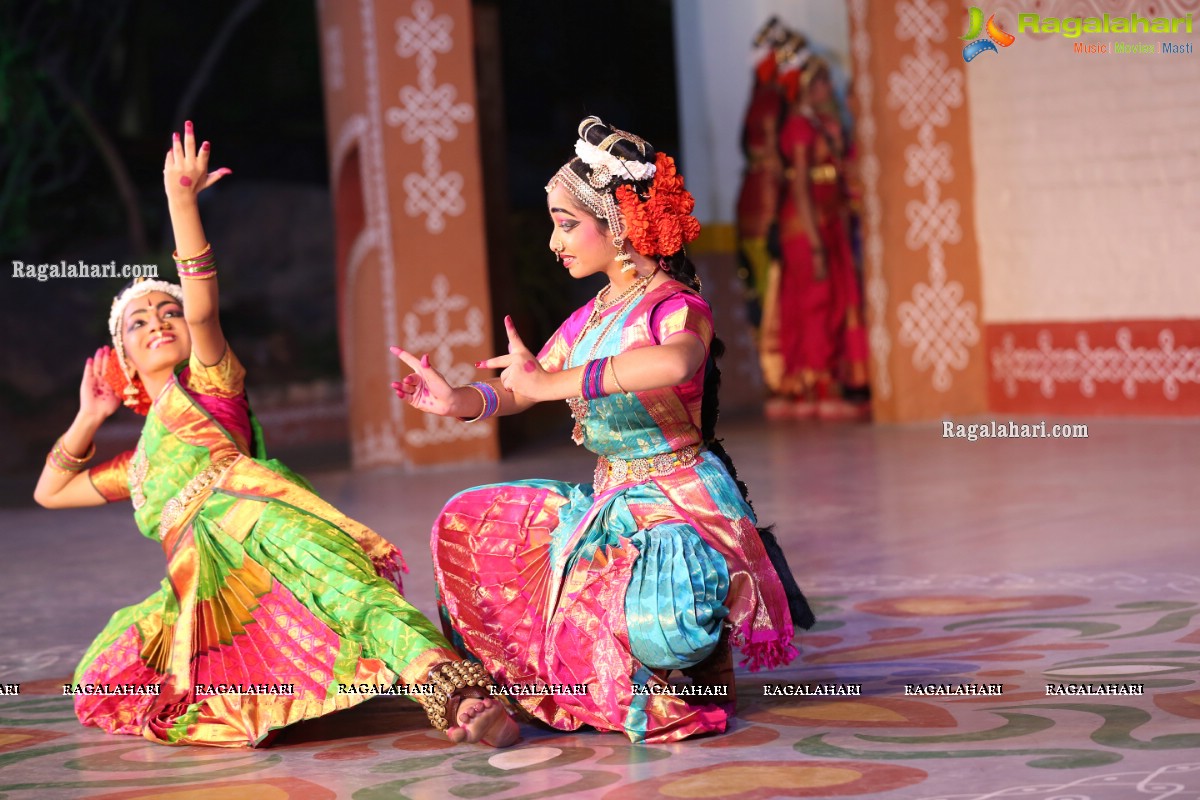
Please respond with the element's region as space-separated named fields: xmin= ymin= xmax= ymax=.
xmin=961 ymin=7 xmax=1016 ymax=61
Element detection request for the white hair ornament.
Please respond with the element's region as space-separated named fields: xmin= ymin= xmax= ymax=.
xmin=574 ymin=140 xmax=656 ymax=187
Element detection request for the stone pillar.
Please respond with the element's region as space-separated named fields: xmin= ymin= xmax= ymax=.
xmin=316 ymin=0 xmax=498 ymax=467
xmin=847 ymin=0 xmax=987 ymax=420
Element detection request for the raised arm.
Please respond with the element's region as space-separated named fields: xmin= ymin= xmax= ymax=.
xmin=163 ymin=122 xmax=232 ymax=367
xmin=33 ymin=347 xmax=120 ymax=508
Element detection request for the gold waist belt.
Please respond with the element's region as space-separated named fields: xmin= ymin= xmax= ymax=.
xmin=594 ymin=444 xmax=701 ymax=493
xmin=809 ymin=164 xmax=838 ymax=184
xmin=159 ymin=453 xmax=240 ymax=536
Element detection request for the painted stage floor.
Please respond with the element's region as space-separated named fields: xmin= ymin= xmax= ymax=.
xmin=1 ymin=417 xmax=1196 ymax=799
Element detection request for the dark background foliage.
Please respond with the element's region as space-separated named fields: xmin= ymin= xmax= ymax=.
xmin=0 ymin=0 xmax=679 ymax=477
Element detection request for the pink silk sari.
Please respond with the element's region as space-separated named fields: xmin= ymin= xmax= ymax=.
xmin=432 ymin=282 xmax=798 ymax=742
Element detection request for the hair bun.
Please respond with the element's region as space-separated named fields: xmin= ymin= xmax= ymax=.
xmin=577 ymin=115 xmax=607 ymax=142
xmin=576 ymin=116 xmax=656 ymax=165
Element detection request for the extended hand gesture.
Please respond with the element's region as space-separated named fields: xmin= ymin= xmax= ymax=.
xmin=477 ymin=316 xmax=547 ymax=400
xmin=80 ymin=346 xmax=122 ymax=421
xmin=163 ymin=121 xmax=231 ymax=202
xmin=390 ymin=347 xmax=457 ymax=416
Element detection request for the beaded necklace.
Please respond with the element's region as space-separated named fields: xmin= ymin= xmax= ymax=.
xmin=565 ymin=270 xmax=656 ymax=445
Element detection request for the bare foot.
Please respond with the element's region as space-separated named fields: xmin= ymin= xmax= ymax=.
xmin=446 ymin=696 xmax=519 ymax=747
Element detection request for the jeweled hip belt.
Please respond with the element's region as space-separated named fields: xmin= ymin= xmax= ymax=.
xmin=594 ymin=444 xmax=701 ymax=493
xmin=159 ymin=453 xmax=240 ymax=536
xmin=809 ymin=164 xmax=839 ymax=184
xmin=783 ymin=164 xmax=839 ymax=185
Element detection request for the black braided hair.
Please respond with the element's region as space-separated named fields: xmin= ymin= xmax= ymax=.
xmin=669 ymin=251 xmax=815 ymax=630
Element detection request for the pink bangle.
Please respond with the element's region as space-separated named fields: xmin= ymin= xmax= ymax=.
xmin=47 ymin=436 xmax=95 ymax=474
xmin=175 ymin=243 xmax=217 ymax=279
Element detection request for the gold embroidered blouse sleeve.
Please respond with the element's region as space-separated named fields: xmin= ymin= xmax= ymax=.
xmin=537 ymin=325 xmax=571 ymax=373
xmin=653 ymin=292 xmax=714 ymax=354
xmin=186 ymin=345 xmax=246 ymax=398
xmin=87 ymin=450 xmax=134 ymax=503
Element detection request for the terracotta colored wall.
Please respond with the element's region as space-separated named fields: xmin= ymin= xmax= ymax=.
xmin=317 ymin=0 xmax=498 ymax=467
xmin=975 ymin=1 xmax=1200 ymax=417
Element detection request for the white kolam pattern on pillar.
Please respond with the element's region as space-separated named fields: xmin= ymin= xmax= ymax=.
xmin=356 ymin=0 xmax=404 ymax=465
xmin=387 ymin=0 xmax=475 ymax=235
xmin=888 ymin=0 xmax=981 ymax=393
xmin=318 ymin=0 xmax=499 ymax=465
xmin=402 ymin=276 xmax=491 ymax=446
xmin=849 ymin=0 xmax=891 ymax=400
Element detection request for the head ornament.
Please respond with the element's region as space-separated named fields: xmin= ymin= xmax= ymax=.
xmin=105 ymin=278 xmax=184 ymax=414
xmin=546 ymin=117 xmax=700 ymax=257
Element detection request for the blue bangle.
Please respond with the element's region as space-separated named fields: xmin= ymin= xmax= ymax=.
xmin=582 ymin=357 xmax=610 ymax=401
xmin=581 ymin=360 xmax=596 ymax=400
xmin=477 ymin=382 xmax=499 ymax=418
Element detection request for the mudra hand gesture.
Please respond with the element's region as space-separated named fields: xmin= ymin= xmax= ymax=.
xmin=389 ymin=348 xmax=458 ymax=416
xmin=80 ymin=346 xmax=122 ymax=422
xmin=163 ymin=121 xmax=231 ymax=201
xmin=479 ymin=316 xmax=547 ymax=399
xmin=391 ymin=316 xmax=548 ymax=416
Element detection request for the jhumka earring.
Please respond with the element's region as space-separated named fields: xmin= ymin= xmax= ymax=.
xmin=615 ymin=239 xmax=636 ymax=273
xmin=123 ymin=375 xmax=141 ymax=408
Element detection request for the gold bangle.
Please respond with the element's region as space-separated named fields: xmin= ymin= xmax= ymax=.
xmin=176 ymin=259 xmax=216 ymax=272
xmin=45 ymin=457 xmax=79 ymax=476
xmin=609 ymin=357 xmax=628 ymax=394
xmin=47 ymin=437 xmax=95 ymax=473
xmin=173 ymin=243 xmax=213 ymax=263
xmin=458 ymin=384 xmax=488 ymax=423
xmin=56 ymin=438 xmax=95 ymax=464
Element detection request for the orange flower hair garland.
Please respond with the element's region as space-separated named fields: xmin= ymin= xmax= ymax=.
xmin=615 ymin=153 xmax=702 ymax=257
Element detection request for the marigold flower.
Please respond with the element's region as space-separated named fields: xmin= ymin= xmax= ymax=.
xmin=614 ymin=154 xmax=701 ymax=256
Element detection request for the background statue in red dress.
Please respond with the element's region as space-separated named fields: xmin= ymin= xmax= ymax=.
xmin=735 ymin=18 xmax=791 ymax=398
xmin=774 ymin=45 xmax=870 ymax=420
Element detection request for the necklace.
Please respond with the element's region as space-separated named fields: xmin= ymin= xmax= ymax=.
xmin=565 ymin=270 xmax=656 ymax=445
xmin=593 ymin=273 xmax=650 ymax=314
